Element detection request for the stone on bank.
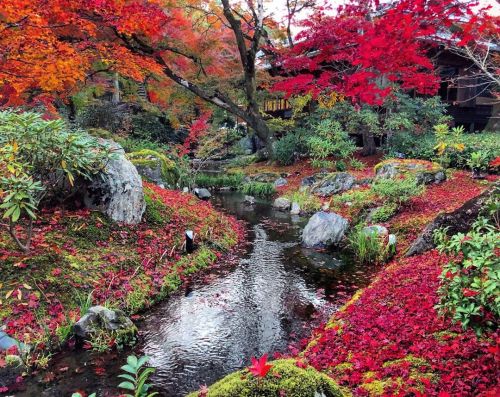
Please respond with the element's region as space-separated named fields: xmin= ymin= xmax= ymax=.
xmin=83 ymin=141 xmax=145 ymax=224
xmin=302 ymin=211 xmax=349 ymax=248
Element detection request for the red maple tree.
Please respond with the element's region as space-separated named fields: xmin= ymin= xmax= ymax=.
xmin=274 ymin=0 xmax=494 ymax=105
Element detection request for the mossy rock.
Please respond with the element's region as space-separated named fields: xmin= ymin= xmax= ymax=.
xmin=187 ymin=359 xmax=348 ymax=397
xmin=374 ymin=159 xmax=445 ymax=185
xmin=128 ymin=149 xmax=179 ymax=186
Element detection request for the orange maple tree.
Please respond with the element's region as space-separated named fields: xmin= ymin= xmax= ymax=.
xmin=0 ymin=0 xmax=283 ymax=154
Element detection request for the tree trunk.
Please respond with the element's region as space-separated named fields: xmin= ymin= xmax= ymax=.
xmin=246 ymin=109 xmax=274 ymax=157
xmin=112 ymin=72 xmax=120 ymax=104
xmin=361 ymin=129 xmax=376 ymax=156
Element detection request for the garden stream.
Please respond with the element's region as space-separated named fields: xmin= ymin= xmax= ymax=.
xmin=17 ymin=191 xmax=381 ymax=397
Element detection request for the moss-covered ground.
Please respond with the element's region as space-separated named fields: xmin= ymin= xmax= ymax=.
xmin=0 ymin=182 xmax=243 ymax=367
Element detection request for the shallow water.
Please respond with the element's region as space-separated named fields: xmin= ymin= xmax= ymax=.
xmin=16 ymin=192 xmax=380 ymax=397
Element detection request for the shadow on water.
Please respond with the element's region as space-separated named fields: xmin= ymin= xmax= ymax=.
xmin=17 ymin=191 xmax=381 ymax=397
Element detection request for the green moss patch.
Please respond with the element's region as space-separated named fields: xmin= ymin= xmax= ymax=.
xmin=187 ymin=359 xmax=348 ymax=397
xmin=128 ymin=149 xmax=179 ymax=185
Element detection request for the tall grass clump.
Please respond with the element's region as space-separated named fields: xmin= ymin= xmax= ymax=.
xmin=240 ymin=182 xmax=276 ymax=197
xmin=348 ymin=224 xmax=389 ymax=264
xmin=284 ymin=190 xmax=321 ymax=213
xmin=195 ymin=172 xmax=244 ymax=189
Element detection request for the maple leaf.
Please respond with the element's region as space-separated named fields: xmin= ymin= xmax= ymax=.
xmin=248 ymin=353 xmax=273 ymax=378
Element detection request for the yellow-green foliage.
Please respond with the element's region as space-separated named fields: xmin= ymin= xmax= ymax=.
xmin=374 ymin=158 xmax=442 ymax=174
xmin=128 ymin=149 xmax=179 ymax=185
xmin=284 ymin=190 xmax=322 ymax=213
xmin=187 ymin=359 xmax=348 ymax=397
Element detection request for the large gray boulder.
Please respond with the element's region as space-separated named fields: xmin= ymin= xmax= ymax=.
xmin=274 ymin=177 xmax=288 ymax=187
xmin=84 ymin=142 xmax=145 ymax=224
xmin=312 ymin=173 xmax=355 ymax=196
xmin=405 ymin=186 xmax=496 ymax=256
xmin=249 ymin=172 xmax=281 ymax=183
xmin=73 ymin=306 xmax=136 ymax=339
xmin=301 ymin=172 xmax=328 ymax=188
xmin=194 ymin=187 xmax=211 ymax=200
xmin=375 ymin=159 xmax=446 ymax=185
xmin=273 ymin=197 xmax=292 ymax=211
xmin=302 ymin=211 xmax=349 ymax=248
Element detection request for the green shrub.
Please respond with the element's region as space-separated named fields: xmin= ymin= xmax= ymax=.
xmin=349 ymin=158 xmax=366 ymax=170
xmin=335 ymin=160 xmax=347 ymax=171
xmin=187 ymin=359 xmax=346 ymax=397
xmin=371 ymin=177 xmax=424 ymax=207
xmin=348 ymin=224 xmax=389 ymax=264
xmin=130 ymin=112 xmax=174 ymax=144
xmin=227 ymin=154 xmax=260 ymax=168
xmin=0 ymin=110 xmax=112 ymax=252
xmin=274 ymin=133 xmax=300 ymax=165
xmin=370 ymin=203 xmax=398 ymax=222
xmin=284 ymin=190 xmax=322 ymax=213
xmin=76 ymin=101 xmax=125 ymax=133
xmin=118 ymin=355 xmax=158 ymax=397
xmin=435 ymin=216 xmax=499 ymax=335
xmin=240 ymin=182 xmax=276 ymax=197
xmin=385 ymin=132 xmax=436 ymax=160
xmin=195 ymin=172 xmax=245 ymax=189
xmin=467 ymin=150 xmax=490 ymax=173
xmin=306 ymin=120 xmax=356 ymax=168
xmin=385 ymin=131 xmax=499 ymax=170
xmin=118 ymin=137 xmax=170 ymax=154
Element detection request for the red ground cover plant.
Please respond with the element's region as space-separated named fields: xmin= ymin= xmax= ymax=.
xmin=303 ymin=251 xmax=499 ymax=396
xmin=0 ymin=183 xmax=244 ymax=373
xmin=297 ymin=169 xmax=499 ymax=396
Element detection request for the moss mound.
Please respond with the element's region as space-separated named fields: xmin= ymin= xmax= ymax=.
xmin=128 ymin=149 xmax=179 ymax=185
xmin=187 ymin=359 xmax=348 ymax=397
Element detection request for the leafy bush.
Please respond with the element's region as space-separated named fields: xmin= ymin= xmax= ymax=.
xmin=118 ymin=137 xmax=170 ymax=154
xmin=371 ymin=177 xmax=424 ymax=207
xmin=333 ymin=188 xmax=377 ymax=213
xmin=306 ymin=119 xmax=356 ymax=168
xmin=349 ymin=158 xmax=366 ymax=170
xmin=370 ymin=203 xmax=398 ymax=222
xmin=348 ymin=224 xmax=389 ymax=264
xmin=467 ymin=151 xmax=489 ymax=173
xmin=195 ymin=172 xmax=244 ymax=189
xmin=274 ymin=132 xmax=300 ymax=165
xmin=433 ymin=124 xmax=466 ymax=168
xmin=240 ymin=182 xmax=276 ymax=197
xmin=130 ymin=112 xmax=174 ymax=144
xmin=0 ymin=111 xmax=112 ymax=252
xmin=386 ymin=130 xmax=499 ymax=170
xmin=435 ymin=216 xmax=499 ymax=335
xmin=76 ymin=101 xmax=125 ymax=133
xmin=118 ymin=355 xmax=158 ymax=397
xmin=72 ymin=355 xmax=156 ymax=397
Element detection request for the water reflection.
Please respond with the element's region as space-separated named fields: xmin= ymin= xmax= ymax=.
xmin=17 ymin=191 xmax=380 ymax=397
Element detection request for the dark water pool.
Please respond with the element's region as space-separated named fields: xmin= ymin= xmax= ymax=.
xmin=15 ymin=192 xmax=380 ymax=397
